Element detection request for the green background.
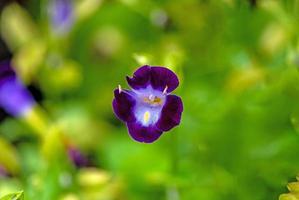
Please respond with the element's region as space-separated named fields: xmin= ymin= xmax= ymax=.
xmin=1 ymin=0 xmax=299 ymax=199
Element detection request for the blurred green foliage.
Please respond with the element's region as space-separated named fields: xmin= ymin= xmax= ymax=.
xmin=0 ymin=191 xmax=24 ymax=200
xmin=1 ymin=0 xmax=299 ymax=199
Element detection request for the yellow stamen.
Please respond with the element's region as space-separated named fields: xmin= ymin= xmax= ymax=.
xmin=143 ymin=96 xmax=163 ymax=105
xmin=143 ymin=111 xmax=150 ymax=123
xmin=153 ymin=97 xmax=162 ymax=104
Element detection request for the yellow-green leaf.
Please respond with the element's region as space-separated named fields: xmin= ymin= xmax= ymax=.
xmin=0 ymin=191 xmax=24 ymax=200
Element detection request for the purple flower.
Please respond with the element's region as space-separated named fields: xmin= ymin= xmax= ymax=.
xmin=112 ymin=65 xmax=183 ymax=143
xmin=67 ymin=145 xmax=89 ymax=168
xmin=0 ymin=165 xmax=8 ymax=177
xmin=0 ymin=61 xmax=35 ymax=117
xmin=48 ymin=0 xmax=74 ymax=35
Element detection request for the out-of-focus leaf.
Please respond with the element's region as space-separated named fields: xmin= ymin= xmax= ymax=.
xmin=75 ymin=0 xmax=103 ymax=20
xmin=77 ymin=168 xmax=111 ymax=188
xmin=225 ymin=66 xmax=265 ymax=94
xmin=41 ymin=125 xmax=65 ymax=161
xmin=0 ymin=137 xmax=20 ymax=175
xmin=59 ymin=193 xmax=80 ymax=200
xmin=92 ymin=26 xmax=125 ymax=58
xmin=21 ymin=106 xmax=50 ymax=137
xmin=133 ymin=53 xmax=152 ymax=66
xmin=13 ymin=39 xmax=47 ymax=83
xmin=55 ymin=105 xmax=104 ymax=149
xmin=41 ymin=59 xmax=82 ymax=94
xmin=259 ymin=23 xmax=290 ymax=55
xmin=0 ymin=3 xmax=39 ymax=51
xmin=279 ymin=176 xmax=299 ymax=200
xmin=0 ymin=191 xmax=24 ymax=200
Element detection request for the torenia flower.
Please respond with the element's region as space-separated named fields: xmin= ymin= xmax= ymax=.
xmin=112 ymin=65 xmax=183 ymax=143
xmin=0 ymin=60 xmax=35 ymax=117
xmin=48 ymin=0 xmax=74 ymax=35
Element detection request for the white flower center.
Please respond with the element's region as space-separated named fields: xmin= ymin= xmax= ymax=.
xmin=132 ymin=86 xmax=166 ymax=127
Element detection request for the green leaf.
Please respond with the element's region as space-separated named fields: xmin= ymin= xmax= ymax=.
xmin=0 ymin=191 xmax=24 ymax=200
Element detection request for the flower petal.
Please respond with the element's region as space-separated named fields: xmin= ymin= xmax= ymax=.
xmin=67 ymin=146 xmax=89 ymax=168
xmin=0 ymin=60 xmax=16 ymax=81
xmin=112 ymin=89 xmax=136 ymax=122
xmin=126 ymin=65 xmax=151 ymax=90
xmin=126 ymin=66 xmax=179 ymax=92
xmin=49 ymin=0 xmax=74 ymax=35
xmin=126 ymin=122 xmax=163 ymax=143
xmin=157 ymin=95 xmax=183 ymax=131
xmin=0 ymin=77 xmax=35 ymax=117
xmin=150 ymin=66 xmax=179 ymax=93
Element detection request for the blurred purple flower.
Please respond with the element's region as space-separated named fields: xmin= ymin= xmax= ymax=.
xmin=48 ymin=0 xmax=74 ymax=35
xmin=112 ymin=65 xmax=183 ymax=143
xmin=0 ymin=165 xmax=7 ymax=177
xmin=67 ymin=145 xmax=89 ymax=168
xmin=0 ymin=61 xmax=35 ymax=117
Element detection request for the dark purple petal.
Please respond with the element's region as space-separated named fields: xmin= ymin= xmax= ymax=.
xmin=112 ymin=89 xmax=136 ymax=122
xmin=0 ymin=60 xmax=16 ymax=81
xmin=67 ymin=146 xmax=89 ymax=168
xmin=126 ymin=122 xmax=163 ymax=143
xmin=0 ymin=60 xmax=12 ymax=73
xmin=49 ymin=0 xmax=74 ymax=35
xmin=0 ymin=77 xmax=35 ymax=117
xmin=126 ymin=65 xmax=151 ymax=90
xmin=150 ymin=66 xmax=179 ymax=93
xmin=126 ymin=66 xmax=179 ymax=92
xmin=157 ymin=95 xmax=183 ymax=131
xmin=0 ymin=61 xmax=35 ymax=117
